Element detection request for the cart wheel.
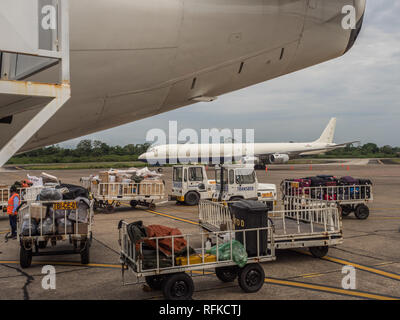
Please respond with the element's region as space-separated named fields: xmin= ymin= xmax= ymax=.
xmin=238 ymin=263 xmax=265 ymax=293
xmin=341 ymin=205 xmax=353 ymax=217
xmin=309 ymin=246 xmax=329 ymax=258
xmin=215 ymin=266 xmax=239 ymax=283
xmin=130 ymin=200 xmax=138 ymax=208
xmin=184 ymin=191 xmax=200 ymax=206
xmin=80 ymin=241 xmax=90 ymax=265
xmin=148 ymin=203 xmax=156 ymax=210
xmin=105 ymin=205 xmax=115 ymax=214
xmin=354 ymin=204 xmax=369 ymax=220
xmin=162 ymin=273 xmax=194 ymax=300
xmin=145 ymin=275 xmax=165 ymax=290
xmin=20 ymin=246 xmax=32 ymax=269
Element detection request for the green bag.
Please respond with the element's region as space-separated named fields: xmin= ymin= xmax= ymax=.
xmin=208 ymin=240 xmax=248 ymax=268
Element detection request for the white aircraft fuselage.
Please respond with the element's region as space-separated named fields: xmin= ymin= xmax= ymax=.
xmin=0 ymin=0 xmax=366 ymax=153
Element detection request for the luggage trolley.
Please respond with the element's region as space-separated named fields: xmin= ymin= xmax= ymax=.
xmin=92 ymin=181 xmax=165 ymax=213
xmin=199 ymin=199 xmax=343 ymax=258
xmin=282 ymin=180 xmax=373 ymax=220
xmin=118 ymin=220 xmax=275 ymax=300
xmin=0 ymin=186 xmax=9 ymax=215
xmin=17 ymin=199 xmax=94 ymax=268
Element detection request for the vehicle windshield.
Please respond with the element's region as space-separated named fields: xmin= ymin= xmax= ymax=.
xmin=173 ymin=167 xmax=183 ymax=182
xmin=236 ymin=169 xmax=255 ymax=184
xmin=189 ymin=167 xmax=203 ymax=182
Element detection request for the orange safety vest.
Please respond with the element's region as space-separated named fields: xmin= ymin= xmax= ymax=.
xmin=7 ymin=193 xmax=20 ymax=216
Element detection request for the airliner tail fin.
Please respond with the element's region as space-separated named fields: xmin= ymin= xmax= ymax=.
xmin=315 ymin=118 xmax=336 ymax=143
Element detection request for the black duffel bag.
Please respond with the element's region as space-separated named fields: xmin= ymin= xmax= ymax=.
xmin=56 ymin=184 xmax=89 ymax=200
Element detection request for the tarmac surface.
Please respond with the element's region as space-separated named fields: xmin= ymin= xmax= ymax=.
xmin=0 ymin=163 xmax=399 ymax=300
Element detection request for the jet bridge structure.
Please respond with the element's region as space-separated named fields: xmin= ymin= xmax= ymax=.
xmin=0 ymin=0 xmax=70 ymax=166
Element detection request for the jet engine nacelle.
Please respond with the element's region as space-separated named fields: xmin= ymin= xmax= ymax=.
xmin=269 ymin=154 xmax=290 ymax=164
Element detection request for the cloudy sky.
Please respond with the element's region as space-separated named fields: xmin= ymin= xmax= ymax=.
xmin=64 ymin=1 xmax=399 ymax=148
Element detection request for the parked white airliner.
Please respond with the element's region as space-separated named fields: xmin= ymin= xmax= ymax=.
xmin=139 ymin=118 xmax=359 ymax=166
xmin=0 ymin=0 xmax=366 ymax=156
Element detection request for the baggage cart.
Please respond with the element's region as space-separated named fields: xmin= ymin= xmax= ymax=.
xmin=118 ymin=220 xmax=275 ymax=300
xmin=92 ymin=181 xmax=165 ymax=213
xmin=17 ymin=199 xmax=94 ymax=268
xmin=0 ymin=186 xmax=9 ymax=215
xmin=282 ymin=180 xmax=373 ymax=220
xmin=199 ymin=199 xmax=343 ymax=258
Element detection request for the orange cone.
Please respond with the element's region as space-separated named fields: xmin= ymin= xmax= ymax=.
xmin=265 ymin=166 xmax=268 ymax=173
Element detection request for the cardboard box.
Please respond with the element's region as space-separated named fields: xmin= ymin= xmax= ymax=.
xmin=30 ymin=203 xmax=46 ymax=221
xmin=73 ymin=223 xmax=88 ymax=235
xmin=0 ymin=186 xmax=9 ymax=202
xmin=139 ymin=180 xmax=164 ymax=195
xmin=57 ymin=221 xmax=73 ymax=234
xmin=99 ymin=172 xmax=109 ymax=183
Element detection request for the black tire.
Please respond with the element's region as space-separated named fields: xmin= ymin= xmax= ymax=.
xmin=238 ymin=263 xmax=265 ymax=293
xmin=184 ymin=191 xmax=200 ymax=206
xmin=215 ymin=266 xmax=239 ymax=283
xmin=130 ymin=200 xmax=138 ymax=208
xmin=309 ymin=246 xmax=329 ymax=258
xmin=80 ymin=241 xmax=90 ymax=265
xmin=20 ymin=246 xmax=32 ymax=269
xmin=162 ymin=273 xmax=194 ymax=300
xmin=341 ymin=205 xmax=353 ymax=217
xmin=354 ymin=204 xmax=369 ymax=220
xmin=145 ymin=275 xmax=165 ymax=290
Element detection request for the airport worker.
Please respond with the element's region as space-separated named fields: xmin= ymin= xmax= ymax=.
xmin=7 ymin=185 xmax=20 ymax=239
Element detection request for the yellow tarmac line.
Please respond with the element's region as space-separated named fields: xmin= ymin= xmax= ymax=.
xmin=322 ymin=256 xmax=400 ymax=281
xmin=0 ymin=230 xmax=9 ymax=235
xmin=296 ymin=250 xmax=400 ymax=281
xmin=0 ymin=260 xmax=121 ymax=269
xmin=265 ymin=278 xmax=398 ymax=300
xmin=1 ymin=260 xmax=397 ymax=300
xmin=145 ymin=209 xmax=199 ymax=226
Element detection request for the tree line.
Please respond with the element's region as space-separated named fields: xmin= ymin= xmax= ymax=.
xmin=320 ymin=143 xmax=400 ymax=158
xmin=6 ymin=140 xmax=400 ymax=165
xmin=8 ymin=140 xmax=151 ymax=164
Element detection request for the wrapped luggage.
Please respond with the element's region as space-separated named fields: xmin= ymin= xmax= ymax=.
xmin=67 ymin=197 xmax=90 ymax=223
xmin=38 ymin=217 xmax=56 ymax=235
xmin=21 ymin=218 xmax=38 ymax=236
xmin=39 ymin=188 xmax=63 ymax=201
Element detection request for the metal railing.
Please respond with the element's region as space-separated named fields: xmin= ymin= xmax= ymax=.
xmin=198 ymin=199 xmax=341 ymax=236
xmin=282 ymin=181 xmax=373 ymax=203
xmin=119 ymin=220 xmax=275 ymax=277
xmin=18 ymin=186 xmax=45 ymax=202
xmin=0 ymin=187 xmax=9 ymax=205
xmin=199 ymin=200 xmax=233 ymax=231
xmin=96 ymin=182 xmax=165 ymax=198
xmin=18 ymin=200 xmax=94 ymax=239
